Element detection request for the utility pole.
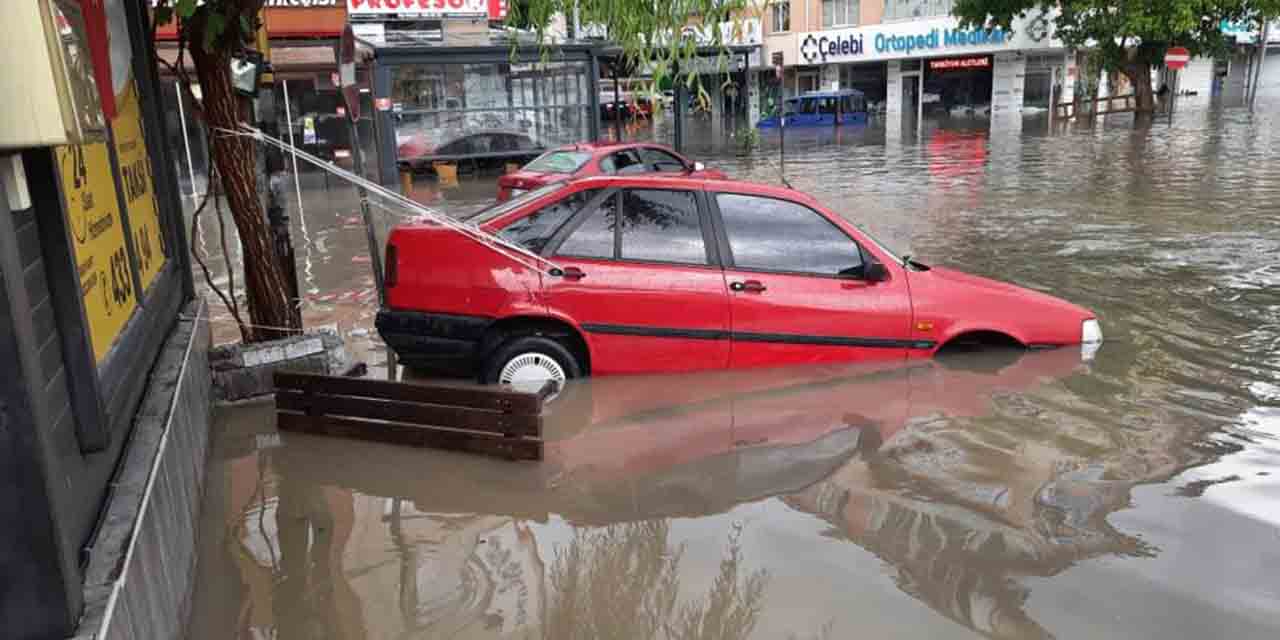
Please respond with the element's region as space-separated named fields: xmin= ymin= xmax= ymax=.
xmin=1252 ymin=19 xmax=1270 ymax=110
xmin=256 ymin=9 xmax=302 ymax=327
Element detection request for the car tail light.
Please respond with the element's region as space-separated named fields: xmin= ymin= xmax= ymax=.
xmin=385 ymin=243 xmax=398 ymax=288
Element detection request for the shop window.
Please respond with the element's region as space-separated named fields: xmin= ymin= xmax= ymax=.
xmin=884 ymin=0 xmax=955 ymax=21
xmin=770 ymin=2 xmax=791 ymax=33
xmin=390 ymin=60 xmax=591 ymax=166
xmin=823 ymin=0 xmax=860 ymax=28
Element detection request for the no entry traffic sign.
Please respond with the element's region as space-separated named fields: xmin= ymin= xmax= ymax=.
xmin=1165 ymin=46 xmax=1190 ymax=70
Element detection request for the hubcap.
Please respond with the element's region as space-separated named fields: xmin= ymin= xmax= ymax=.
xmin=498 ymin=352 xmax=567 ymax=395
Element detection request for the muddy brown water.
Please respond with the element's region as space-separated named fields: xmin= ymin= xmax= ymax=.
xmin=189 ymin=105 xmax=1279 ymax=639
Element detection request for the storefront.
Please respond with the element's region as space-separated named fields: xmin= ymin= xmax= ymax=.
xmin=792 ymin=12 xmax=1067 ymax=130
xmin=155 ymin=1 xmax=356 ymax=194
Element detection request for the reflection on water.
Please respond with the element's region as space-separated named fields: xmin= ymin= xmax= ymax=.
xmin=191 ymin=101 xmax=1280 ymax=639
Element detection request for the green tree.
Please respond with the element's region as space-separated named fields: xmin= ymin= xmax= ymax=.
xmin=153 ymin=0 xmax=300 ymax=343
xmin=512 ymin=0 xmax=758 ymax=97
xmin=952 ymin=0 xmax=1280 ymax=115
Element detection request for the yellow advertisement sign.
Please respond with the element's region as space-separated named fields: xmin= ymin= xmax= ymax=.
xmin=56 ymin=140 xmax=136 ymax=364
xmin=112 ymin=81 xmax=166 ymax=290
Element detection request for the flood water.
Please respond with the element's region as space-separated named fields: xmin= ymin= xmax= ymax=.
xmin=189 ymin=102 xmax=1280 ymax=639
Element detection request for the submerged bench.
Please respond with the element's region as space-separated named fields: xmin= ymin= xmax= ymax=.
xmin=273 ymin=371 xmax=549 ymax=460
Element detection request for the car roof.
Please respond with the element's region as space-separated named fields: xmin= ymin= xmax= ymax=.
xmin=550 ymin=141 xmax=679 ymax=155
xmin=788 ymin=89 xmax=866 ymax=100
xmin=562 ymin=174 xmax=819 ymax=205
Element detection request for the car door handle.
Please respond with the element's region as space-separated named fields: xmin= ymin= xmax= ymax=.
xmin=555 ymin=266 xmax=586 ymax=280
xmin=730 ymin=280 xmax=766 ymax=293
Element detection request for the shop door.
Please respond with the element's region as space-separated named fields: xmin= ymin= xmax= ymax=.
xmin=901 ymin=73 xmax=920 ymax=135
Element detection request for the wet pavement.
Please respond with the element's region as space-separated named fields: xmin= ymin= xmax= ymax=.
xmin=189 ymin=101 xmax=1280 ymax=639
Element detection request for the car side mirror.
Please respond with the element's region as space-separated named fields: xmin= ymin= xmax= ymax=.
xmin=864 ymin=261 xmax=889 ymax=282
xmin=692 ymin=161 xmax=706 ymax=172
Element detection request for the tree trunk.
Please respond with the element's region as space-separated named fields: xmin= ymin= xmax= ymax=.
xmin=1125 ymin=61 xmax=1156 ymax=114
xmin=189 ymin=12 xmax=300 ymax=342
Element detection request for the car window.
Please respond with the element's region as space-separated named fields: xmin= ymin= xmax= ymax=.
xmin=555 ymin=194 xmax=616 ymax=259
xmin=638 ymin=148 xmax=687 ymax=172
xmin=437 ymin=138 xmax=469 ymax=156
xmin=525 ymin=150 xmax=592 ymax=174
xmin=818 ymin=98 xmax=837 ymax=114
xmin=466 ymin=182 xmax=567 ymax=224
xmin=469 ymin=135 xmax=493 ymax=153
xmin=605 ymin=150 xmax=644 ymax=175
xmin=497 ymin=189 xmax=601 ymax=253
xmin=620 ymin=190 xmax=706 ymax=265
xmin=716 ymin=193 xmax=863 ymax=276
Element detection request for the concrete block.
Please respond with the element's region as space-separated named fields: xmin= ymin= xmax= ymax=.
xmin=211 ymin=331 xmax=349 ymax=401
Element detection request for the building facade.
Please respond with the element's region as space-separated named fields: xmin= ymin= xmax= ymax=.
xmin=753 ymin=0 xmax=1070 ymax=132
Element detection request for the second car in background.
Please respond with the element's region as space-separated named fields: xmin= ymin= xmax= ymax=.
xmin=496 ymin=142 xmax=726 ymax=201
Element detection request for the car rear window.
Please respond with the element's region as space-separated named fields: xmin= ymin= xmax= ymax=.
xmin=523 ymin=151 xmax=592 ymax=174
xmin=466 ymin=182 xmax=567 ymax=225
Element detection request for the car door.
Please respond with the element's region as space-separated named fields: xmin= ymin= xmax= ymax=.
xmin=711 ymin=192 xmax=914 ymax=368
xmin=543 ymin=187 xmax=730 ymax=375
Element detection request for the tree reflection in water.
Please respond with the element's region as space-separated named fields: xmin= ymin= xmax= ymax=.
xmin=545 ymin=521 xmax=767 ymax=640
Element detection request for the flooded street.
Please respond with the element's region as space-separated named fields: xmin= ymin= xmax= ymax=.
xmin=189 ymin=103 xmax=1280 ymax=639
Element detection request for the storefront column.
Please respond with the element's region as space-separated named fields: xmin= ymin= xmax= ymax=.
xmin=747 ymin=69 xmax=761 ymax=125
xmin=885 ymin=60 xmax=903 ymax=144
xmin=991 ymin=52 xmax=1026 ymax=132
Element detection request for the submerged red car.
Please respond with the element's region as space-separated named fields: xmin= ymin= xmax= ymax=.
xmin=496 ymin=142 xmax=726 ymax=202
xmin=377 ymin=176 xmax=1102 ymax=388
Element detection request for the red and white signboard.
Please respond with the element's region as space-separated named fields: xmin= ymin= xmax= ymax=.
xmin=929 ymin=56 xmax=992 ymax=71
xmin=1164 ymin=46 xmax=1191 ymax=70
xmin=347 ymin=0 xmax=494 ymax=18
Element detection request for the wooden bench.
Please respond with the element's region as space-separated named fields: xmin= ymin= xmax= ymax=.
xmin=273 ymin=371 xmax=549 ymax=460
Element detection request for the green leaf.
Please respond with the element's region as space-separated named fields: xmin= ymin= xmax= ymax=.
xmin=154 ymin=6 xmax=174 ymax=26
xmin=176 ymin=0 xmax=198 ymax=20
xmin=203 ymin=11 xmax=227 ymax=52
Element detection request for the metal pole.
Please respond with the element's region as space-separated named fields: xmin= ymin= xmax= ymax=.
xmin=174 ymin=80 xmax=199 ymax=199
xmin=348 ymin=117 xmax=386 ymax=307
xmin=916 ymin=72 xmax=924 ymax=138
xmin=613 ymin=64 xmax=623 ymax=142
xmin=281 ymin=79 xmax=305 ymax=216
xmin=1048 ymin=65 xmax=1056 ymax=131
xmin=1252 ymin=19 xmax=1269 ymax=110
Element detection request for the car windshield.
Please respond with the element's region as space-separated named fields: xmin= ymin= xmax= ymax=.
xmin=523 ymin=150 xmax=593 ymax=174
xmin=465 ymin=182 xmax=569 ymax=225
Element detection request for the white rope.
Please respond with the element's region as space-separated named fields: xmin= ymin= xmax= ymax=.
xmin=215 ymin=125 xmax=563 ymax=275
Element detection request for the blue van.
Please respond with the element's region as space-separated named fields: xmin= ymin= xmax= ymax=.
xmin=757 ymin=89 xmax=869 ymax=128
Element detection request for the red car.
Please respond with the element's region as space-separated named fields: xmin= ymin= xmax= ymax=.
xmin=496 ymin=142 xmax=726 ymax=202
xmin=376 ymin=175 xmax=1102 ymax=388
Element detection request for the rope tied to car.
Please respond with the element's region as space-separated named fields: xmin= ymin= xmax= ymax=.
xmin=215 ymin=124 xmax=564 ymax=276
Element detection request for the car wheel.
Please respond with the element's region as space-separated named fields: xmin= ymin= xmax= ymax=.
xmin=481 ymin=336 xmax=582 ymax=397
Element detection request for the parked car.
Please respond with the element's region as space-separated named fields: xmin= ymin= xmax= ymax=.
xmin=376 ymin=175 xmax=1102 ymax=388
xmin=496 ymin=142 xmax=726 ymax=201
xmin=397 ymin=129 xmax=544 ymax=174
xmin=757 ymin=90 xmax=869 ymax=128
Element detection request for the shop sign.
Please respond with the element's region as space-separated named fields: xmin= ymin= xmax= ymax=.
xmin=797 ymin=14 xmax=1058 ymax=65
xmin=929 ymin=56 xmax=991 ymax=71
xmin=347 ymin=0 xmax=488 ymax=18
xmin=56 ymin=0 xmax=168 ymax=364
xmin=265 ymin=0 xmax=340 ymax=5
